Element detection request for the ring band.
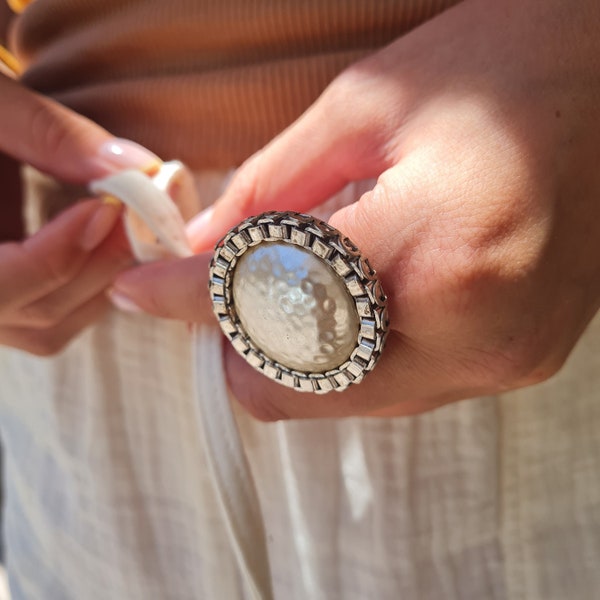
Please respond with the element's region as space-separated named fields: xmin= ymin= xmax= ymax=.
xmin=209 ymin=211 xmax=389 ymax=393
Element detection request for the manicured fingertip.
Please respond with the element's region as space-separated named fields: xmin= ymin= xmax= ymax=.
xmin=92 ymin=138 xmax=162 ymax=177
xmin=107 ymin=289 xmax=144 ymax=313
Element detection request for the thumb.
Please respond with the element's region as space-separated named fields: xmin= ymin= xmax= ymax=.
xmin=186 ymin=69 xmax=396 ymax=252
xmin=0 ymin=75 xmax=161 ymax=183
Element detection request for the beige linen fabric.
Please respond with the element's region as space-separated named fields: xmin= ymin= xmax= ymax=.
xmin=1 ymin=172 xmax=600 ymax=599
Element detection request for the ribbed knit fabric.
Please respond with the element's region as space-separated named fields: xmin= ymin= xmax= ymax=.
xmin=9 ymin=0 xmax=459 ymax=168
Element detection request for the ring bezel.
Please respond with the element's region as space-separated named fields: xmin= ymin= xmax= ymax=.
xmin=209 ymin=211 xmax=389 ymax=393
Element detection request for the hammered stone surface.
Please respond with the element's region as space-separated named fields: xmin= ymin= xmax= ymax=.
xmin=232 ymin=242 xmax=359 ymax=372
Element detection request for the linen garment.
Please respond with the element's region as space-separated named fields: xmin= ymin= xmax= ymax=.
xmin=2 ymin=0 xmax=600 ymax=598
xmin=2 ymin=171 xmax=600 ymax=599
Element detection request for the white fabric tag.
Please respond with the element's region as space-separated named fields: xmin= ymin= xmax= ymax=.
xmin=89 ymin=162 xmax=194 ymax=262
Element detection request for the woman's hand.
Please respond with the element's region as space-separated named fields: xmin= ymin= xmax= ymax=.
xmin=0 ymin=199 xmax=132 ymax=355
xmin=0 ymin=73 xmax=160 ymax=354
xmin=113 ymin=0 xmax=600 ymax=419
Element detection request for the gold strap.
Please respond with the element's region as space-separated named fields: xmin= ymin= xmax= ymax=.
xmin=0 ymin=44 xmax=21 ymax=77
xmin=6 ymin=0 xmax=32 ymax=14
xmin=2 ymin=0 xmax=34 ymax=76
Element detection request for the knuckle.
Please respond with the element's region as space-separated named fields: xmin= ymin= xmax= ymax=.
xmin=325 ymin=60 xmax=374 ymax=113
xmin=30 ymin=101 xmax=72 ymax=159
xmin=323 ymin=63 xmax=402 ymax=167
xmin=371 ymin=172 xmax=416 ymax=225
xmin=355 ymin=184 xmax=389 ymax=232
xmin=322 ymin=67 xmax=358 ymax=112
xmin=375 ymin=171 xmax=403 ymax=203
xmin=321 ymin=69 xmax=368 ymax=139
xmin=21 ymin=242 xmax=74 ymax=288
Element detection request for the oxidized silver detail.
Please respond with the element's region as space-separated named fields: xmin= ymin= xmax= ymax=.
xmin=209 ymin=211 xmax=389 ymax=394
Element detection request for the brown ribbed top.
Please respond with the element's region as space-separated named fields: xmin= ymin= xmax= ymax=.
xmin=9 ymin=0 xmax=457 ymax=169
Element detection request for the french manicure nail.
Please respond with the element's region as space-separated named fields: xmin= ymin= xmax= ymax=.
xmin=79 ymin=199 xmax=123 ymax=251
xmin=108 ymin=289 xmax=144 ymax=313
xmin=96 ymin=138 xmax=162 ymax=174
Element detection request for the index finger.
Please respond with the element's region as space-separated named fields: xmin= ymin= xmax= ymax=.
xmin=0 ymin=74 xmax=112 ymax=183
xmin=0 ymin=75 xmax=162 ymax=183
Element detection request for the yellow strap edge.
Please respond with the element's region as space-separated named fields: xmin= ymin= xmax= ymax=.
xmin=0 ymin=45 xmax=21 ymax=76
xmin=6 ymin=0 xmax=32 ymax=14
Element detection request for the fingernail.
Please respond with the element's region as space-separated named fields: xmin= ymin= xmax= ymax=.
xmin=96 ymin=138 xmax=162 ymax=174
xmin=79 ymin=199 xmax=123 ymax=251
xmin=185 ymin=206 xmax=215 ymax=250
xmin=108 ymin=289 xmax=144 ymax=313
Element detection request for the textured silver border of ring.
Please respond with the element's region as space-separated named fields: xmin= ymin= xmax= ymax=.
xmin=209 ymin=211 xmax=389 ymax=394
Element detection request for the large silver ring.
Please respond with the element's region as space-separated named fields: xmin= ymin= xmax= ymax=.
xmin=209 ymin=211 xmax=389 ymax=393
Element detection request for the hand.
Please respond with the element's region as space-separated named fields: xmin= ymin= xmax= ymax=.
xmin=0 ymin=199 xmax=133 ymax=355
xmin=112 ymin=0 xmax=600 ymax=419
xmin=0 ymin=73 xmax=160 ymax=353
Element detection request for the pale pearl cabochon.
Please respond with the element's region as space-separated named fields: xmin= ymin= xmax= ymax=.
xmin=232 ymin=242 xmax=360 ymax=372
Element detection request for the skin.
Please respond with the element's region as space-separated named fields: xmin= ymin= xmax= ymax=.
xmin=112 ymin=0 xmax=600 ymax=420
